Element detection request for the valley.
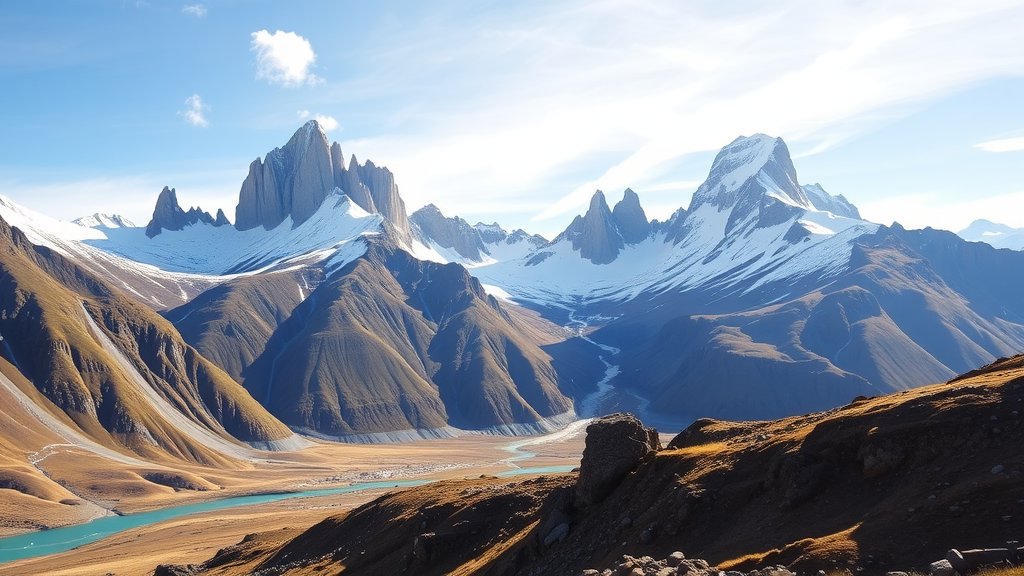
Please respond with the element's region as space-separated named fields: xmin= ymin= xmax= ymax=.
xmin=0 ymin=424 xmax=589 ymax=572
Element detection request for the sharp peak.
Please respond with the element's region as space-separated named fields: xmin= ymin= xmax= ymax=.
xmin=414 ymin=203 xmax=444 ymax=215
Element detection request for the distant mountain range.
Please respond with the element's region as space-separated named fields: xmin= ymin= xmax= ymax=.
xmin=958 ymin=219 xmax=1024 ymax=250
xmin=1 ymin=120 xmax=1021 ymax=453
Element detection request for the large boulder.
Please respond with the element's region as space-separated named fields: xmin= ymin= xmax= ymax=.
xmin=574 ymin=413 xmax=660 ymax=507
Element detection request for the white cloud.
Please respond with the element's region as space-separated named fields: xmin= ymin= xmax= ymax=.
xmin=296 ymin=110 xmax=339 ymax=131
xmin=314 ymin=114 xmax=339 ymax=131
xmin=177 ymin=94 xmax=209 ymax=127
xmin=181 ymin=4 xmax=206 ymax=17
xmin=975 ymin=136 xmax=1024 ymax=152
xmin=251 ymin=30 xmax=321 ymax=87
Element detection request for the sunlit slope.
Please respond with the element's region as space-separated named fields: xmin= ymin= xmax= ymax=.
xmin=0 ymin=215 xmax=296 ymax=465
xmin=191 ymin=355 xmax=1024 ymax=575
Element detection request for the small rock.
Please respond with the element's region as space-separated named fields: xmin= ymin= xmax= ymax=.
xmin=575 ymin=414 xmax=660 ymax=507
xmin=928 ymin=494 xmax=937 ymax=500
xmin=639 ymin=527 xmax=656 ymax=544
xmin=949 ymin=505 xmax=961 ymax=512
xmin=667 ymin=552 xmax=686 ymax=567
xmin=929 ymin=559 xmax=955 ymax=576
xmin=886 ymin=572 xmax=910 ymax=576
xmin=993 ymin=464 xmax=1005 ymax=474
xmin=543 ymin=523 xmax=569 ymax=546
xmin=991 ymin=415 xmax=998 ymax=420
xmin=620 ymin=516 xmax=633 ymax=528
xmin=1003 ymin=515 xmax=1012 ymax=521
xmin=582 ymin=570 xmax=601 ymax=576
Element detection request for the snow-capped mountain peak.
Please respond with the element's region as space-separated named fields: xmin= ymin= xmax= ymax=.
xmin=72 ymin=213 xmax=137 ymax=229
xmin=689 ymin=134 xmax=809 ymax=214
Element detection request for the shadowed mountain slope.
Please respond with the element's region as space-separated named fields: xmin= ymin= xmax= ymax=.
xmin=234 ymin=244 xmax=573 ymax=439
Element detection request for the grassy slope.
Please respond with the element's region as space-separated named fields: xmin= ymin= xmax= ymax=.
xmin=197 ymin=355 xmax=1024 ymax=575
xmin=0 ymin=216 xmax=293 ymax=466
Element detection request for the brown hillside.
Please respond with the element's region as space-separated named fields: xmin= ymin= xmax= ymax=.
xmin=187 ymin=354 xmax=1024 ymax=575
xmin=239 ymin=244 xmax=572 ymax=437
xmin=0 ymin=215 xmax=295 ymax=465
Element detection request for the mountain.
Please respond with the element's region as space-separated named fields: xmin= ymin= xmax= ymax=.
xmin=169 ymin=243 xmax=575 ymax=441
xmin=0 ymin=212 xmax=300 ymax=463
xmin=410 ymin=204 xmax=547 ymax=264
xmin=446 ymin=133 xmax=1024 ymax=425
xmin=145 ymin=186 xmax=227 ymax=237
xmin=957 ymin=219 xmax=1024 ymax=250
xmin=234 ymin=120 xmax=412 ymax=241
xmin=410 ymin=204 xmax=488 ymax=261
xmin=72 ymin=213 xmax=136 ymax=229
xmin=134 ymin=122 xmax=575 ymax=439
xmin=5 ymin=123 xmax=1022 ymax=440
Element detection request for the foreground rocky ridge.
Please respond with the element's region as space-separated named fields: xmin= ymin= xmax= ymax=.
xmin=167 ymin=355 xmax=1024 ymax=575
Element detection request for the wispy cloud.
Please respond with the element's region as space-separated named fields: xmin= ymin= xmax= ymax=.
xmin=251 ymin=30 xmax=321 ymax=87
xmin=314 ymin=114 xmax=339 ymax=131
xmin=975 ymin=136 xmax=1024 ymax=152
xmin=860 ymin=190 xmax=1024 ymax=231
xmin=178 ymin=94 xmax=209 ymax=127
xmin=181 ymin=4 xmax=206 ymax=17
xmin=324 ymin=1 xmax=1024 ymax=223
xmin=297 ymin=110 xmax=339 ymax=131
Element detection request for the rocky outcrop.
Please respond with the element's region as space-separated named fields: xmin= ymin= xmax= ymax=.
xmin=582 ymin=553 xmax=797 ymax=576
xmin=559 ymin=191 xmax=625 ymax=265
xmin=410 ymin=204 xmax=487 ymax=261
xmin=233 ymin=120 xmax=411 ymax=241
xmin=574 ymin=413 xmax=660 ymax=507
xmin=348 ymin=156 xmax=411 ymax=240
xmin=557 ymin=189 xmax=652 ymax=264
xmin=213 ymin=209 xmax=230 ymax=226
xmin=145 ymin=186 xmax=223 ymax=238
xmin=802 ymin=183 xmax=861 ymax=219
xmin=612 ymin=188 xmax=651 ymax=244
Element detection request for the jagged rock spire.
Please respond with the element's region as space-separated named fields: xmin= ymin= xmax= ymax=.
xmin=234 ymin=120 xmax=411 ymax=241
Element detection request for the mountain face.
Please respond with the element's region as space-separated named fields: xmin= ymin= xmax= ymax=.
xmin=145 ymin=186 xmax=226 ymax=238
xmin=410 ymin=204 xmax=548 ymax=263
xmin=234 ymin=120 xmax=412 ymax=241
xmin=171 ymin=243 xmax=571 ymax=440
xmin=611 ymin=188 xmax=651 ymax=244
xmin=410 ymin=204 xmax=488 ymax=261
xmin=458 ymin=133 xmax=1024 ymax=425
xmin=553 ymin=189 xmax=654 ymax=265
xmin=0 ymin=213 xmax=299 ymax=464
xmin=72 ymin=213 xmax=136 ymax=229
xmin=802 ymin=183 xmax=861 ymax=219
xmin=958 ymin=219 xmax=1024 ymax=250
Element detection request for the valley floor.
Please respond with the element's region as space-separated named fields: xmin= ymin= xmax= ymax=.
xmin=0 ymin=423 xmax=595 ymax=575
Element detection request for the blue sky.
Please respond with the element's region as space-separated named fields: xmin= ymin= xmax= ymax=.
xmin=1 ymin=0 xmax=1022 ymax=238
